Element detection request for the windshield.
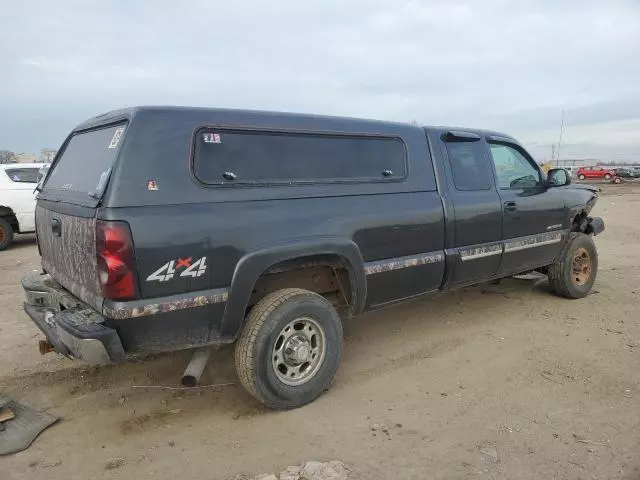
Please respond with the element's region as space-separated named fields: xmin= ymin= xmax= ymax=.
xmin=43 ymin=124 xmax=125 ymax=197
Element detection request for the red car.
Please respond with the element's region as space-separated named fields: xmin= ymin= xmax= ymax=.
xmin=576 ymin=166 xmax=616 ymax=181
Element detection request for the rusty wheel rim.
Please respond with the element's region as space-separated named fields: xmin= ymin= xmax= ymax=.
xmin=572 ymin=247 xmax=592 ymax=286
xmin=0 ymin=226 xmax=5 ymax=243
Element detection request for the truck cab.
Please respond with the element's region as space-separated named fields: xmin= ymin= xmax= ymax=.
xmin=427 ymin=128 xmax=584 ymax=288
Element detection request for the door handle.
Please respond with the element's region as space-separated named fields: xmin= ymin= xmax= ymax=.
xmin=51 ymin=218 xmax=61 ymax=237
xmin=504 ymin=201 xmax=517 ymax=213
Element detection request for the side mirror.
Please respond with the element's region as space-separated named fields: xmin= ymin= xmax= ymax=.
xmin=547 ymin=168 xmax=571 ymax=187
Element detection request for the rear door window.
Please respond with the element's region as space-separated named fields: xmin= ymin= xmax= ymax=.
xmin=445 ymin=141 xmax=494 ymax=191
xmin=5 ymin=167 xmax=40 ymax=183
xmin=193 ymin=129 xmax=407 ymax=185
xmin=44 ymin=124 xmax=126 ymax=198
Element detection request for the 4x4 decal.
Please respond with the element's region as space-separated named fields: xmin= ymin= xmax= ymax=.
xmin=146 ymin=257 xmax=207 ymax=282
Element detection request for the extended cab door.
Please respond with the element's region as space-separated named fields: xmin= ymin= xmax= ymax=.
xmin=486 ymin=139 xmax=566 ymax=274
xmin=438 ymin=131 xmax=503 ymax=287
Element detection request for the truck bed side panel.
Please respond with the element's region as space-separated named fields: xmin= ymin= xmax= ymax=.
xmin=95 ymin=109 xmax=446 ymax=350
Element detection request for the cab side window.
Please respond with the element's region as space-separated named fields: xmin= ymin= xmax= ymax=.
xmin=445 ymin=141 xmax=493 ymax=191
xmin=489 ymin=144 xmax=541 ymax=189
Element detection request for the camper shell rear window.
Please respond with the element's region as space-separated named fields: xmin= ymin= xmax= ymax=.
xmin=43 ymin=123 xmax=126 ymax=201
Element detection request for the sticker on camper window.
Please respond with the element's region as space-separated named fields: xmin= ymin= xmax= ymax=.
xmin=203 ymin=132 xmax=221 ymax=144
xmin=108 ymin=126 xmax=125 ymax=149
xmin=147 ymin=180 xmax=159 ymax=191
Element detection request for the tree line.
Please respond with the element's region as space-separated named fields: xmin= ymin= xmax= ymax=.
xmin=0 ymin=149 xmax=57 ymax=164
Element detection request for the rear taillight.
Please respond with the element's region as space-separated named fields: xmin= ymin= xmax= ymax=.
xmin=96 ymin=220 xmax=137 ymax=301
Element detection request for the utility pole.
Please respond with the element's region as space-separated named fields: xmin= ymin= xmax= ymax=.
xmin=551 ymin=144 xmax=556 ymax=163
xmin=556 ymin=110 xmax=565 ymax=166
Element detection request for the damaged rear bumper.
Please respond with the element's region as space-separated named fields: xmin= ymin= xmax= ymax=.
xmin=21 ymin=273 xmax=125 ymax=364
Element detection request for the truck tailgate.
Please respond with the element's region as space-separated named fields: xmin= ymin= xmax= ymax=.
xmin=36 ymin=204 xmax=102 ymax=310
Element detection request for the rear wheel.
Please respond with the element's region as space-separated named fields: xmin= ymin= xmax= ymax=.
xmin=548 ymin=233 xmax=598 ymax=299
xmin=0 ymin=218 xmax=14 ymax=251
xmin=613 ymin=177 xmax=622 ymax=184
xmin=578 ymin=174 xmax=586 ymax=180
xmin=235 ymin=288 xmax=343 ymax=409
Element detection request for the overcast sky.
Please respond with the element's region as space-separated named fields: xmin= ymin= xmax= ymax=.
xmin=1 ymin=0 xmax=639 ymax=161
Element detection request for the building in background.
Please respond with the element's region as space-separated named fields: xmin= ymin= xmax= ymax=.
xmin=9 ymin=150 xmax=57 ymax=164
xmin=40 ymin=148 xmax=57 ymax=163
xmin=555 ymin=158 xmax=640 ymax=168
xmin=553 ymin=158 xmax=596 ymax=168
xmin=16 ymin=153 xmax=39 ymax=164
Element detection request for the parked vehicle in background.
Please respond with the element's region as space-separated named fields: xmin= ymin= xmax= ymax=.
xmin=21 ymin=107 xmax=605 ymax=409
xmin=615 ymin=167 xmax=640 ymax=179
xmin=0 ymin=163 xmax=44 ymax=250
xmin=576 ymin=166 xmax=616 ymax=181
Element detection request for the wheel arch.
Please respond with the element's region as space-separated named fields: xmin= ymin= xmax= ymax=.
xmin=221 ymin=238 xmax=366 ymax=339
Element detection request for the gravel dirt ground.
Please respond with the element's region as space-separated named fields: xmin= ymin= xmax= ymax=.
xmin=1 ymin=185 xmax=639 ymax=480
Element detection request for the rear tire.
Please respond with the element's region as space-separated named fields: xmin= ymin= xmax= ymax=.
xmin=235 ymin=288 xmax=343 ymax=410
xmin=0 ymin=218 xmax=14 ymax=251
xmin=578 ymin=174 xmax=586 ymax=180
xmin=548 ymin=233 xmax=598 ymax=299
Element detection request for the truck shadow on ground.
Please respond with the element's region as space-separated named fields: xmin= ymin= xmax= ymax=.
xmin=2 ymin=275 xmax=556 ymax=429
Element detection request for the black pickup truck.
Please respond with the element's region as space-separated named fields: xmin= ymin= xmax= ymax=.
xmin=23 ymin=106 xmax=604 ymax=409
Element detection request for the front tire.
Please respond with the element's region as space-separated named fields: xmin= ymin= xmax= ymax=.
xmin=0 ymin=218 xmax=14 ymax=251
xmin=578 ymin=174 xmax=586 ymax=180
xmin=235 ymin=288 xmax=343 ymax=409
xmin=604 ymin=173 xmax=612 ymax=180
xmin=548 ymin=233 xmax=598 ymax=299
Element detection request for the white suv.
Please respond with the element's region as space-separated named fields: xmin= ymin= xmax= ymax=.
xmin=0 ymin=163 xmax=46 ymax=250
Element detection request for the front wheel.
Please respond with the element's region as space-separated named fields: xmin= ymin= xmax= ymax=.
xmin=578 ymin=174 xmax=586 ymax=180
xmin=0 ymin=218 xmax=14 ymax=251
xmin=604 ymin=173 xmax=612 ymax=180
xmin=548 ymin=233 xmax=598 ymax=299
xmin=235 ymin=288 xmax=343 ymax=409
